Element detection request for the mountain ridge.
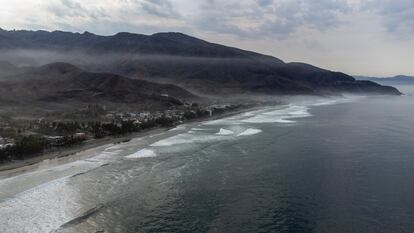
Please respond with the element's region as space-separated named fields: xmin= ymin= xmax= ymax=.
xmin=0 ymin=62 xmax=197 ymax=112
xmin=355 ymin=75 xmax=414 ymax=84
xmin=0 ymin=30 xmax=283 ymax=62
xmin=0 ymin=29 xmax=401 ymax=96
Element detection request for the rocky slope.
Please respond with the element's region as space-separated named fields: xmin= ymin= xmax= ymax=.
xmin=0 ymin=62 xmax=197 ymax=112
xmin=0 ymin=29 xmax=401 ymax=96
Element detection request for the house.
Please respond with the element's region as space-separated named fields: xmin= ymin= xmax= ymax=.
xmin=74 ymin=132 xmax=88 ymax=141
xmin=105 ymin=113 xmax=115 ymax=119
xmin=127 ymin=113 xmax=137 ymax=118
xmin=44 ymin=136 xmax=65 ymax=146
xmin=0 ymin=137 xmax=16 ymax=150
xmin=133 ymin=120 xmax=141 ymax=125
xmin=139 ymin=112 xmax=151 ymax=118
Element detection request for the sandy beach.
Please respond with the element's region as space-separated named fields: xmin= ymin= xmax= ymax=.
xmin=0 ymin=127 xmax=170 ymax=179
xmin=0 ymin=105 xmax=262 ymax=180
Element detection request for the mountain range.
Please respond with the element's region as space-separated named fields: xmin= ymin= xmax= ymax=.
xmin=0 ymin=29 xmax=401 ymax=115
xmin=355 ymin=75 xmax=414 ymax=85
xmin=0 ymin=61 xmax=196 ymax=113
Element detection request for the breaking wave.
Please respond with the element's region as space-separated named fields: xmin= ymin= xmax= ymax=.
xmin=241 ymin=105 xmax=311 ymax=124
xmin=237 ymin=128 xmax=263 ymax=136
xmin=126 ymin=149 xmax=157 ymax=159
xmin=216 ymin=128 xmax=234 ymax=135
xmin=150 ymin=133 xmax=221 ymax=147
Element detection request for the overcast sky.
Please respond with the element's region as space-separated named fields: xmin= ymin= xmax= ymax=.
xmin=1 ymin=0 xmax=413 ymax=76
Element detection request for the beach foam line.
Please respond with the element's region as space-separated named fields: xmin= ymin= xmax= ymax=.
xmin=0 ymin=176 xmax=81 ymax=233
xmin=150 ymin=134 xmax=190 ymax=147
xmin=202 ymin=116 xmax=243 ymax=126
xmin=237 ymin=128 xmax=263 ymax=136
xmin=241 ymin=105 xmax=311 ymax=124
xmin=216 ymin=128 xmax=234 ymax=135
xmin=151 ymin=133 xmax=222 ymax=147
xmin=125 ymin=149 xmax=157 ymax=159
xmin=191 ymin=128 xmax=206 ymax=131
xmin=168 ymin=125 xmax=186 ymax=132
xmin=54 ymin=204 xmax=105 ymax=232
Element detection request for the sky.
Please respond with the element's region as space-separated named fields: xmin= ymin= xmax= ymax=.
xmin=0 ymin=0 xmax=413 ymax=77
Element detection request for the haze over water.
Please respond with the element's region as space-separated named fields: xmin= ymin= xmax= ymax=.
xmin=1 ymin=86 xmax=414 ymax=233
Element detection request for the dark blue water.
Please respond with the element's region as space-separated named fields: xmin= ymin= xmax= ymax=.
xmin=2 ymin=86 xmax=414 ymax=233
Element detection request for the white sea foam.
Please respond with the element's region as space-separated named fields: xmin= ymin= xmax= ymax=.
xmin=0 ymin=160 xmax=101 ymax=187
xmin=125 ymin=149 xmax=157 ymax=159
xmin=105 ymin=144 xmax=123 ymax=150
xmin=169 ymin=125 xmax=186 ymax=131
xmin=308 ymin=99 xmax=338 ymax=106
xmin=191 ymin=128 xmax=206 ymax=131
xmin=151 ymin=133 xmax=222 ymax=147
xmin=149 ymin=133 xmax=164 ymax=138
xmin=106 ymin=149 xmax=123 ymax=154
xmin=200 ymin=97 xmax=360 ymax=128
xmin=301 ymin=96 xmax=361 ymax=107
xmin=87 ymin=149 xmax=124 ymax=162
xmin=154 ymin=98 xmax=359 ymax=147
xmin=237 ymin=128 xmax=263 ymax=136
xmin=104 ymin=139 xmax=141 ymax=150
xmin=273 ymin=119 xmax=296 ymax=123
xmin=241 ymin=105 xmax=310 ymax=124
xmin=216 ymin=128 xmax=234 ymax=135
xmin=0 ymin=177 xmax=83 ymax=233
xmin=203 ymin=116 xmax=243 ymax=126
xmin=263 ymin=105 xmax=310 ymax=116
xmin=151 ymin=134 xmax=191 ymax=147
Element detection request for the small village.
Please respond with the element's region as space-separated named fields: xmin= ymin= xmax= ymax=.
xmin=0 ymin=103 xmax=247 ymax=162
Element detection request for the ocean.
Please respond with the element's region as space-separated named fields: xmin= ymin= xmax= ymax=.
xmin=1 ymin=85 xmax=414 ymax=233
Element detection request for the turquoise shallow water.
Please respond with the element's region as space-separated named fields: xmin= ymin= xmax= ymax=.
xmin=1 ymin=86 xmax=414 ymax=233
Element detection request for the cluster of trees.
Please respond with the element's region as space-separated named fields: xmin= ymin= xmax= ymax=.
xmin=0 ymin=134 xmax=87 ymax=162
xmin=36 ymin=121 xmax=84 ymax=135
xmin=1 ymin=106 xmax=243 ymax=162
xmin=89 ymin=115 xmax=177 ymax=139
xmin=0 ymin=135 xmax=43 ymax=161
xmin=183 ymin=108 xmax=210 ymax=120
xmin=89 ymin=121 xmax=139 ymax=139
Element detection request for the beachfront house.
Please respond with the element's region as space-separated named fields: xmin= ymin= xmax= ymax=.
xmin=74 ymin=132 xmax=88 ymax=141
xmin=0 ymin=137 xmax=16 ymax=150
xmin=44 ymin=136 xmax=65 ymax=147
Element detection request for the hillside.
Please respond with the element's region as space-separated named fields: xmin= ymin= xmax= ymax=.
xmin=0 ymin=29 xmax=401 ymax=96
xmin=355 ymin=75 xmax=414 ymax=85
xmin=0 ymin=62 xmax=197 ymax=115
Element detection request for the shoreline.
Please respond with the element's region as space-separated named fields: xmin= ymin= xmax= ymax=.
xmin=0 ymin=105 xmax=264 ymax=179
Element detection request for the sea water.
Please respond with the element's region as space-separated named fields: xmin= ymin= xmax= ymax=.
xmin=1 ymin=86 xmax=414 ymax=233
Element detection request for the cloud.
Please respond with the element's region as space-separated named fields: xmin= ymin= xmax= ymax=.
xmin=1 ymin=0 xmax=413 ymax=39
xmin=5 ymin=0 xmax=186 ymax=35
xmin=190 ymin=0 xmax=352 ymax=39
xmin=1 ymin=0 xmax=414 ymax=76
xmin=28 ymin=0 xmax=350 ymax=39
xmin=362 ymin=0 xmax=414 ymax=34
xmin=47 ymin=0 xmax=107 ymax=19
xmin=140 ymin=0 xmax=181 ymax=18
xmin=1 ymin=0 xmax=404 ymax=39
